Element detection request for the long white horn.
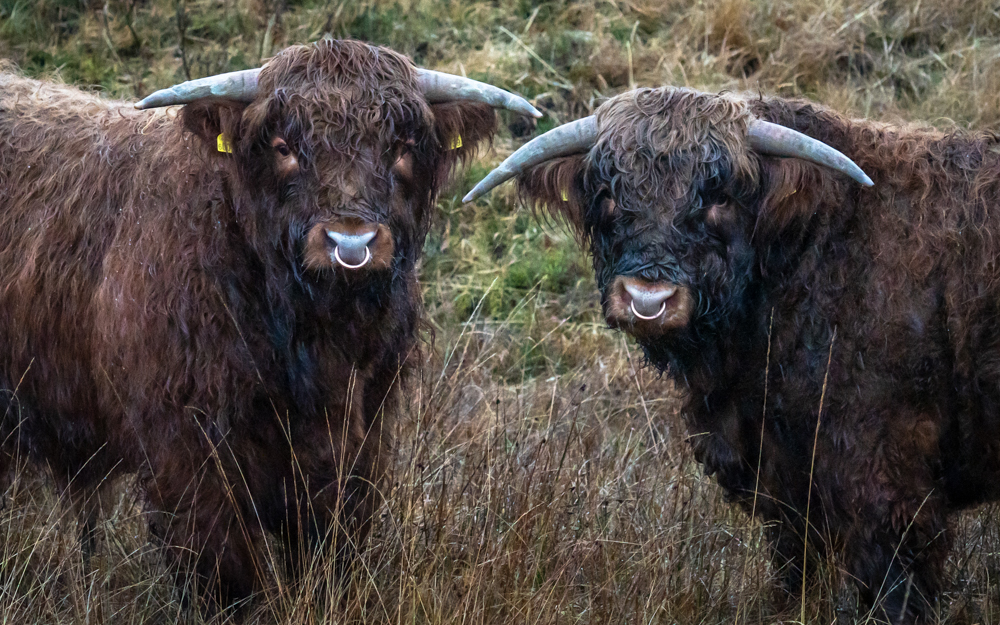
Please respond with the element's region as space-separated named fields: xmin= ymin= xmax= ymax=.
xmin=133 ymin=66 xmax=541 ymax=118
xmin=134 ymin=68 xmax=262 ymax=110
xmin=463 ymin=116 xmax=598 ymax=203
xmin=748 ymin=120 xmax=873 ymax=186
xmin=416 ymin=69 xmax=540 ymax=118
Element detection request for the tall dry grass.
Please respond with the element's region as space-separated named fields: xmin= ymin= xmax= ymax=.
xmin=3 ymin=294 xmax=999 ymax=624
xmin=1 ymin=0 xmax=1000 ymax=623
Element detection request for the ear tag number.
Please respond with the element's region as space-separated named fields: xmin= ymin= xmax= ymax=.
xmin=561 ymin=189 xmax=569 ymax=202
xmin=449 ymin=135 xmax=463 ymax=150
xmin=217 ymin=134 xmax=233 ymax=154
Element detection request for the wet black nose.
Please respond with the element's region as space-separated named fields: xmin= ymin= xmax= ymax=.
xmin=326 ymin=228 xmax=377 ymax=269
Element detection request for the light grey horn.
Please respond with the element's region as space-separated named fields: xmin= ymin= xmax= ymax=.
xmin=134 ymin=68 xmax=262 ymax=110
xmin=134 ymin=66 xmax=541 ymax=119
xmin=463 ymin=115 xmax=598 ymax=203
xmin=748 ymin=120 xmax=873 ymax=187
xmin=416 ymin=69 xmax=541 ymax=118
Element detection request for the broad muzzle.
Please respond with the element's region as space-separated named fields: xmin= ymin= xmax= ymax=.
xmin=304 ymin=219 xmax=394 ymax=274
xmin=328 ymin=229 xmax=376 ymax=269
xmin=604 ymin=276 xmax=693 ymax=338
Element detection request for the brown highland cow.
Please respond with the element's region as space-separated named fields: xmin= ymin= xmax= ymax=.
xmin=467 ymin=88 xmax=1000 ymax=622
xmin=0 ymin=39 xmax=537 ymax=603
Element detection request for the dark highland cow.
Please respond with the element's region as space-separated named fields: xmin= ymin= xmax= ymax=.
xmin=0 ymin=39 xmax=537 ymax=604
xmin=466 ymin=87 xmax=1000 ymax=622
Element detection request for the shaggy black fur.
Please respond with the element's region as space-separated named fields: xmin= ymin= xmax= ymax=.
xmin=517 ymin=86 xmax=1000 ymax=623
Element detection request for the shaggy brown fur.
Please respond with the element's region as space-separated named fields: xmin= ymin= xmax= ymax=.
xmin=517 ymin=87 xmax=1000 ymax=622
xmin=0 ymin=39 xmax=497 ymax=604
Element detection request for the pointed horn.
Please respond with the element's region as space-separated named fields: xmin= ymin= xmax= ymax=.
xmin=416 ymin=69 xmax=541 ymax=118
xmin=134 ymin=68 xmax=262 ymax=110
xmin=463 ymin=116 xmax=598 ymax=203
xmin=748 ymin=120 xmax=873 ymax=187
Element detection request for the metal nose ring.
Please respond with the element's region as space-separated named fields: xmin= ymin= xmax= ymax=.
xmin=333 ymin=245 xmax=372 ymax=269
xmin=630 ymin=299 xmax=667 ymax=321
xmin=623 ymin=281 xmax=675 ymax=320
xmin=327 ymin=229 xmax=376 ymax=270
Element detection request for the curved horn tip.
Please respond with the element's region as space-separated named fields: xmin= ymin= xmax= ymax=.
xmin=500 ymin=96 xmax=542 ymax=119
xmin=464 ymin=116 xmax=599 ymax=203
xmin=462 ymin=183 xmax=490 ymax=204
xmin=842 ymin=162 xmax=874 ymax=187
xmin=463 ymin=171 xmax=509 ymax=203
xmin=417 ymin=68 xmax=541 ymax=117
xmin=749 ymin=120 xmax=875 ymax=189
xmin=523 ymin=103 xmax=543 ymax=119
xmin=133 ymin=88 xmax=185 ymax=110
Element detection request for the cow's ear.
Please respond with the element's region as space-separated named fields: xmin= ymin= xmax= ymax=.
xmin=181 ymin=99 xmax=248 ymax=151
xmin=755 ymin=156 xmax=832 ymax=238
xmin=516 ymin=154 xmax=588 ymax=235
xmin=430 ymin=102 xmax=498 ymax=180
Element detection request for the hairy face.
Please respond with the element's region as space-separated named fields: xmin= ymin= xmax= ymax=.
xmin=241 ymin=41 xmax=437 ymax=281
xmin=524 ymin=89 xmax=768 ymax=363
xmin=184 ymin=40 xmax=495 ymax=289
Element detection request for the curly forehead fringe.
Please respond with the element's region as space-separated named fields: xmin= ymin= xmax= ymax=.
xmin=244 ymin=40 xmax=430 ymax=157
xmin=589 ymin=88 xmax=759 ymax=209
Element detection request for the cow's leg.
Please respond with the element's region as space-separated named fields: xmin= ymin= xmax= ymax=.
xmin=839 ymin=418 xmax=948 ymax=625
xmin=766 ymin=521 xmax=808 ymax=607
xmin=145 ymin=446 xmax=264 ymax=608
xmin=276 ymin=352 xmax=402 ymax=587
xmin=65 ymin=478 xmax=117 ymax=566
xmin=0 ymin=399 xmax=27 ymax=511
xmin=336 ymin=435 xmax=388 ymax=565
xmin=0 ymin=447 xmax=12 ymax=511
xmin=279 ymin=441 xmax=387 ymax=583
xmin=280 ymin=389 xmax=393 ymax=583
xmin=842 ymin=502 xmax=948 ymax=624
xmin=279 ymin=477 xmax=337 ymax=582
xmin=762 ymin=510 xmax=832 ymax=612
xmin=328 ymin=366 xmax=394 ymax=575
xmin=743 ymin=432 xmax=828 ymax=612
xmin=46 ymin=439 xmax=119 ymax=569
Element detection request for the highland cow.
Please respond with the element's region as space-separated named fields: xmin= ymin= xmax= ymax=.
xmin=466 ymin=87 xmax=1000 ymax=622
xmin=0 ymin=39 xmax=537 ymax=603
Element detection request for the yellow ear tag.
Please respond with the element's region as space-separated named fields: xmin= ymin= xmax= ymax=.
xmin=449 ymin=135 xmax=463 ymax=150
xmin=561 ymin=188 xmax=569 ymax=202
xmin=217 ymin=134 xmax=233 ymax=154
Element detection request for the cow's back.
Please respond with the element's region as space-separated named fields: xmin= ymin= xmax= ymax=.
xmin=0 ymin=73 xmax=188 ymax=478
xmin=750 ymin=100 xmax=1000 ymax=510
xmin=835 ymin=119 xmax=1000 ymax=506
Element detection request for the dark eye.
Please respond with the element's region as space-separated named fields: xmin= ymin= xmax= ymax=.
xmin=270 ymin=137 xmax=299 ymax=179
xmin=393 ymin=139 xmax=417 ymax=185
xmin=395 ymin=138 xmax=415 ymax=159
xmin=601 ymin=196 xmax=616 ymax=218
xmin=696 ymin=177 xmax=727 ymax=208
xmin=593 ymin=189 xmax=616 ymax=222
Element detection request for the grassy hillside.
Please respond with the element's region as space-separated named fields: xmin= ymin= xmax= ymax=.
xmin=1 ymin=1 xmax=1000 ymax=623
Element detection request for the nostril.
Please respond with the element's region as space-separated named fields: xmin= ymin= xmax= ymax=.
xmin=624 ymin=282 xmax=676 ymax=320
xmin=327 ymin=229 xmax=377 ymax=250
xmin=326 ymin=229 xmax=376 ymax=269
